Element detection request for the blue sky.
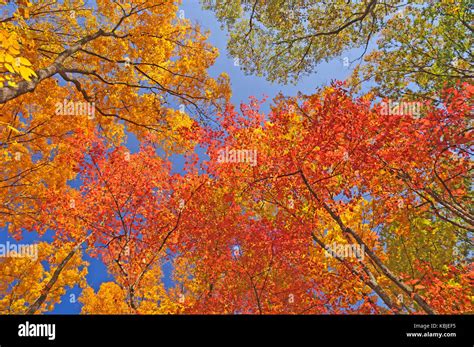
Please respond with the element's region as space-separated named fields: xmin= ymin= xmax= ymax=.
xmin=1 ymin=1 xmax=362 ymax=314
xmin=180 ymin=1 xmax=356 ymax=109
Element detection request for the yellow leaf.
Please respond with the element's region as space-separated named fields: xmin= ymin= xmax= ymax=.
xmin=8 ymin=46 xmax=20 ymax=55
xmin=19 ymin=66 xmax=37 ymax=81
xmin=4 ymin=63 xmax=14 ymax=73
xmin=4 ymin=53 xmax=13 ymax=63
xmin=19 ymin=57 xmax=32 ymax=66
xmin=7 ymin=125 xmax=21 ymax=134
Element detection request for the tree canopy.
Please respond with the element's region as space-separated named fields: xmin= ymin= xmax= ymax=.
xmin=202 ymin=0 xmax=473 ymax=99
xmin=0 ymin=0 xmax=472 ymax=315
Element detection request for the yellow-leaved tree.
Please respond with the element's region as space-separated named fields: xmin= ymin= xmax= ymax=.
xmin=0 ymin=0 xmax=229 ymax=314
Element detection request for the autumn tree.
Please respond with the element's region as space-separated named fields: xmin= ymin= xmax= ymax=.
xmin=7 ymin=82 xmax=472 ymax=314
xmin=1 ymin=0 xmax=471 ymax=316
xmin=202 ymin=0 xmax=472 ymax=99
xmin=66 ymin=82 xmax=472 ymax=314
xmin=355 ymin=0 xmax=473 ymax=100
xmin=36 ymin=137 xmax=191 ymax=314
xmin=1 ymin=0 xmax=230 ymax=241
xmin=0 ymin=0 xmax=229 ymax=313
xmin=197 ymin=82 xmax=472 ymax=314
xmin=0 ymin=241 xmax=88 ymax=313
